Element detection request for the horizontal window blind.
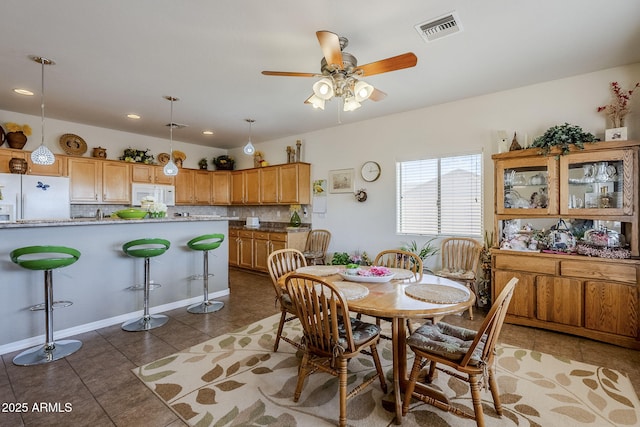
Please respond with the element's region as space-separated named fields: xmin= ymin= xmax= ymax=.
xmin=396 ymin=153 xmax=482 ymax=237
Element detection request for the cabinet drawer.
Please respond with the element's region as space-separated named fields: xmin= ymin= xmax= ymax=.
xmin=253 ymin=231 xmax=270 ymax=240
xmin=561 ymin=260 xmax=636 ymax=284
xmin=269 ymin=232 xmax=287 ymax=242
xmin=238 ymin=230 xmax=253 ymax=239
xmin=494 ymin=254 xmax=557 ymax=274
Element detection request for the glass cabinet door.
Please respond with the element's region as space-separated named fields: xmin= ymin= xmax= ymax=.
xmin=560 ymin=149 xmax=633 ymax=217
xmin=496 ymin=157 xmax=557 ymax=215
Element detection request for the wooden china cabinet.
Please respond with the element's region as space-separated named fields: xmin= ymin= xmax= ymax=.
xmin=491 ymin=140 xmax=640 ymax=349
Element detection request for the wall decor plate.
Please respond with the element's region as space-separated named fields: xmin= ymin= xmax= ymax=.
xmin=158 ymin=153 xmax=170 ymax=165
xmin=59 ymin=133 xmax=87 ymax=156
xmin=172 ymin=150 xmax=186 ymax=161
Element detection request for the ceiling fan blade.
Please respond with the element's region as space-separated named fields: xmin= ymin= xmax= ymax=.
xmin=316 ymin=30 xmax=343 ymax=70
xmin=262 ymin=71 xmax=318 ymax=77
xmin=369 ymin=88 xmax=387 ymax=102
xmin=357 ymin=52 xmax=418 ymax=77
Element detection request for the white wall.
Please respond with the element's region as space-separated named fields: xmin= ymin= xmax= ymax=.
xmin=3 ymin=63 xmax=639 ymax=270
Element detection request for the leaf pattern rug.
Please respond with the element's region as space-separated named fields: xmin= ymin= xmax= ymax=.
xmin=133 ymin=314 xmax=640 ymax=426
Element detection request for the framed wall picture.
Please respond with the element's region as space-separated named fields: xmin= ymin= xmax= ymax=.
xmin=329 ymin=169 xmax=355 ymax=193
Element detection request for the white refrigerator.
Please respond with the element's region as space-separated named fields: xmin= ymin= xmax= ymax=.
xmin=0 ymin=173 xmax=70 ymax=220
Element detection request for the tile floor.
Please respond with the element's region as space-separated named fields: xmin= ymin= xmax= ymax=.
xmin=1 ymin=269 xmax=638 ymax=426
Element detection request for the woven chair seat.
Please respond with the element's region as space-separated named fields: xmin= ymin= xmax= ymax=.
xmin=407 ymin=321 xmax=486 ymax=366
xmin=435 ymin=269 xmax=476 ymax=281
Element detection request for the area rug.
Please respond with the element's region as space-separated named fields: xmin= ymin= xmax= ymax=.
xmin=133 ymin=314 xmax=640 ymax=426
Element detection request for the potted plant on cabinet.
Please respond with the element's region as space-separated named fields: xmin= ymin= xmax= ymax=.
xmin=198 ymin=158 xmax=208 ymax=170
xmin=531 ymin=123 xmax=597 ymax=157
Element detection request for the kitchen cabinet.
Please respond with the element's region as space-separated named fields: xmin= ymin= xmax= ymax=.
xmin=231 ymin=169 xmax=260 ymax=204
xmin=229 ymin=228 xmax=308 ymax=272
xmin=194 ymin=170 xmax=212 ymax=205
xmin=229 ymin=229 xmax=239 ymax=266
xmin=68 ymin=158 xmax=130 ymax=203
xmin=491 ymin=141 xmax=640 ymax=349
xmin=211 ymin=172 xmax=231 ymax=205
xmin=175 ymin=168 xmax=195 ymax=205
xmin=259 ymin=163 xmax=311 ymax=205
xmin=131 ymin=163 xmax=174 ymax=185
xmin=0 ymin=148 xmax=66 ymax=176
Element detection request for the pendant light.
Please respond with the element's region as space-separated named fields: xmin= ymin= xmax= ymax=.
xmin=163 ymin=96 xmax=179 ymax=176
xmin=30 ymin=56 xmax=56 ymax=165
xmin=243 ymin=119 xmax=256 ymax=155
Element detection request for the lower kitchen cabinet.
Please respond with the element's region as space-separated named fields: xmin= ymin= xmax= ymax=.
xmin=229 ymin=228 xmax=308 ymax=272
xmin=492 ymin=250 xmax=640 ymax=349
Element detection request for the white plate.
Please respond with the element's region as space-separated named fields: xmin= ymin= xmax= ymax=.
xmin=338 ymin=272 xmax=396 ymax=283
xmin=296 ymin=266 xmax=340 ymax=276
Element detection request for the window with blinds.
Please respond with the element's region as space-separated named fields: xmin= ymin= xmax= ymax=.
xmin=396 ymin=153 xmax=482 ymax=237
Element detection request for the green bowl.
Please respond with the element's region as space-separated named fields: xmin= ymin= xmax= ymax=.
xmin=115 ymin=208 xmax=148 ymax=219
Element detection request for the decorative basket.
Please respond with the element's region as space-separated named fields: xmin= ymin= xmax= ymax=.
xmin=575 ymin=242 xmax=631 ymax=259
xmin=6 ymin=131 xmax=27 ymax=149
xmin=9 ymin=157 xmax=28 ymax=174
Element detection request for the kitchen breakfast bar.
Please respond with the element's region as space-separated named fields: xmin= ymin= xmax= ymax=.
xmin=0 ymin=216 xmax=233 ymax=353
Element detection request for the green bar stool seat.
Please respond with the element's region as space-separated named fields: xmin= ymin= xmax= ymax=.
xmin=187 ymin=234 xmax=225 ymax=314
xmin=10 ymin=245 xmax=82 ymax=366
xmin=121 ymin=238 xmax=171 ymax=331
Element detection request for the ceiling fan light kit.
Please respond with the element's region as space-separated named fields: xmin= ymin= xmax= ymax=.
xmin=262 ymin=30 xmax=417 ymax=113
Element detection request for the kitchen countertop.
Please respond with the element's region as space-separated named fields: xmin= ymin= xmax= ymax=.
xmin=0 ymin=216 xmax=239 ymax=229
xmin=228 ymin=221 xmax=310 ymax=233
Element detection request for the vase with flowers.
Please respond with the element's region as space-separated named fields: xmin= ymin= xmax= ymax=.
xmin=4 ymin=123 xmax=32 ymax=149
xmin=597 ymin=81 xmax=639 ymax=139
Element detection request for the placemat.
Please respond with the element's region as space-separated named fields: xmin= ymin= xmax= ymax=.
xmin=296 ymin=266 xmax=339 ymax=276
xmin=405 ymin=284 xmax=468 ymax=304
xmin=333 ymin=281 xmax=369 ymax=300
xmin=388 ymin=268 xmax=415 ymax=280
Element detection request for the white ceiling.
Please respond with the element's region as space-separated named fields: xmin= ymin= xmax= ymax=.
xmin=2 ymin=0 xmax=640 ymax=150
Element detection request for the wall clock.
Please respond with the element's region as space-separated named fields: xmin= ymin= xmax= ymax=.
xmin=361 ymin=161 xmax=381 ymax=182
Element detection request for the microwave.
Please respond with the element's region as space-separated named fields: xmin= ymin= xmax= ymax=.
xmin=0 ymin=203 xmax=16 ymax=222
xmin=131 ymin=184 xmax=176 ymax=207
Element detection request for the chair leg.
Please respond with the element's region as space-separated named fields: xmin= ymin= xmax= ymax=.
xmin=469 ymin=374 xmax=486 ymax=427
xmin=402 ymin=355 xmax=423 ymax=415
xmin=274 ymin=310 xmax=287 ymax=352
xmin=338 ymin=357 xmax=348 ymax=427
xmin=369 ymin=343 xmax=387 ymax=393
xmin=488 ymin=367 xmax=503 ymax=416
xmin=427 ymin=360 xmax=437 ymax=382
xmin=293 ymin=352 xmax=310 ymax=402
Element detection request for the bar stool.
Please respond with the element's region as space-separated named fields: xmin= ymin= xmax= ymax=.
xmin=10 ymin=245 xmax=82 ymax=366
xmin=187 ymin=233 xmax=225 ymax=314
xmin=121 ymin=238 xmax=171 ymax=331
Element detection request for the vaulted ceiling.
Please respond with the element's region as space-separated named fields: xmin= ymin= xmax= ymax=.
xmin=2 ymin=0 xmax=640 ymax=149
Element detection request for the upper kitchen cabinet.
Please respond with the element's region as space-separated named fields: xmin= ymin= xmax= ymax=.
xmin=211 ymin=171 xmax=231 ymax=205
xmin=278 ymin=163 xmax=310 ymax=204
xmin=68 ymin=157 xmax=130 ymax=203
xmin=131 ymin=163 xmax=174 ymax=185
xmin=231 ymin=169 xmax=260 ymax=205
xmin=248 ymin=163 xmax=311 ymax=205
xmin=175 ymin=168 xmax=195 ymax=205
xmin=193 ymin=170 xmax=212 ymax=205
xmin=0 ymin=148 xmax=66 ymax=176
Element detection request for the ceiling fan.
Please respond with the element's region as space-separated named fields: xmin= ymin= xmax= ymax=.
xmin=262 ymin=31 xmax=418 ymax=111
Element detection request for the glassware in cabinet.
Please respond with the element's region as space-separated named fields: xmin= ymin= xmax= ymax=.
xmin=495 ymin=156 xmax=557 ymax=215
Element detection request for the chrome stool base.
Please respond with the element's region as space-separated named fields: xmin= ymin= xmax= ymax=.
xmin=122 ymin=314 xmax=169 ymax=332
xmin=13 ymin=340 xmax=82 ymax=366
xmin=187 ymin=300 xmax=224 ymax=314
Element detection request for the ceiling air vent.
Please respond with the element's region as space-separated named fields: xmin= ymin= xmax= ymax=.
xmin=165 ymin=122 xmax=188 ymax=129
xmin=415 ymin=11 xmax=462 ymax=43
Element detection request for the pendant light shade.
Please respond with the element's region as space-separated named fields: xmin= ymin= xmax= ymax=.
xmin=243 ymin=119 xmax=256 ymax=155
xmin=30 ymin=56 xmax=56 ymax=166
xmin=163 ymin=96 xmax=179 ymax=176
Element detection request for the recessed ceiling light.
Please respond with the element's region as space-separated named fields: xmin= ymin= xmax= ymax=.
xmin=14 ymin=88 xmax=34 ymax=96
xmin=127 ymin=114 xmax=141 ymax=119
xmin=202 ymin=130 xmax=214 ymax=135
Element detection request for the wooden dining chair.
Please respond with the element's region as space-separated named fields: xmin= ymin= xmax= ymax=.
xmin=267 ymin=248 xmax=307 ymax=351
xmin=302 ymin=229 xmax=331 ymax=265
xmin=402 ymin=277 xmax=519 ymax=427
xmin=285 ymin=273 xmax=388 ymax=427
xmin=374 ymin=249 xmax=423 ymax=282
xmin=434 ymin=237 xmax=482 ymax=319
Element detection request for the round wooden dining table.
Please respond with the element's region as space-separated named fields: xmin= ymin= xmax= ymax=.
xmin=279 ymin=266 xmax=476 ymax=425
